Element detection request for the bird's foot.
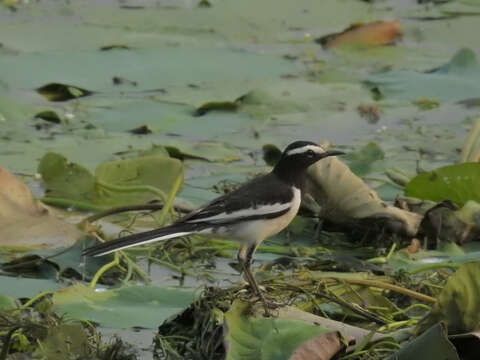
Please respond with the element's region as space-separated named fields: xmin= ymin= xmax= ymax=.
xmin=248 ymin=286 xmax=284 ymax=317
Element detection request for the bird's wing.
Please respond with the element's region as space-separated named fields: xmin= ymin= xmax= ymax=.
xmin=82 ymin=173 xmax=295 ymax=257
xmin=179 ymin=173 xmax=294 ymax=225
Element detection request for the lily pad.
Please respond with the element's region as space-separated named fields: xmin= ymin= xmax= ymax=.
xmin=405 ymin=163 xmax=480 ymax=206
xmin=0 ymin=47 xmax=294 ymax=93
xmin=224 ymin=301 xmax=330 ymax=360
xmin=344 ymin=142 xmax=385 ymax=176
xmin=366 ymin=48 xmax=480 ymax=102
xmin=1 ymin=236 xmax=111 ymax=280
xmin=0 ymin=275 xmax=60 ymax=298
xmin=52 ymin=284 xmax=196 ymax=328
xmin=38 ymin=153 xmax=184 ymax=210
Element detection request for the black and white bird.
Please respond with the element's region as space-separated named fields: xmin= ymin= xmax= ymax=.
xmin=83 ymin=141 xmax=343 ymax=313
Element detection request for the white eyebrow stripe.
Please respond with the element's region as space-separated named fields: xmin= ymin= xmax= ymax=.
xmin=286 ymin=145 xmax=325 ymax=156
xmin=187 ymin=202 xmax=291 ymax=223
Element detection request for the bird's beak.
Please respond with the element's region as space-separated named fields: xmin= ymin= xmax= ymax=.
xmin=321 ymin=150 xmax=345 ymax=158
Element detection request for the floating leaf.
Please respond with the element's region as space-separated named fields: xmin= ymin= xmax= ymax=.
xmin=366 ymin=48 xmax=480 ymax=101
xmin=94 ymin=155 xmax=184 ymax=207
xmin=1 ymin=236 xmax=110 ymax=280
xmin=224 ymin=301 xmax=330 ymax=360
xmin=316 ymin=20 xmax=402 ymax=49
xmin=345 ymin=142 xmax=384 ymax=176
xmin=405 ymin=163 xmax=480 ymax=206
xmin=0 ymin=275 xmax=60 ymax=298
xmin=52 ymin=284 xmax=196 ymax=328
xmin=38 ymin=153 xmax=184 ymax=210
xmin=38 ymin=153 xmax=97 ymax=203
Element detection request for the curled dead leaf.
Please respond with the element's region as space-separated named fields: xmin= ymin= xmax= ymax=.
xmin=305 ymin=156 xmax=422 ymax=237
xmin=316 ymin=20 xmax=403 ymax=49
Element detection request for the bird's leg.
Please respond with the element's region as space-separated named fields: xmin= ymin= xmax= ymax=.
xmin=237 ymin=244 xmax=271 ymax=316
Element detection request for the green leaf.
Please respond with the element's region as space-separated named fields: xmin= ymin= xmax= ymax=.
xmin=38 ymin=153 xmax=184 ymax=210
xmin=0 ymin=47 xmax=294 ymax=95
xmin=387 ymin=323 xmax=459 ymax=360
xmin=405 ymin=163 xmax=480 ymax=206
xmin=0 ymin=275 xmax=60 ymax=298
xmin=0 ymin=293 xmax=16 ymax=310
xmin=38 ymin=152 xmax=97 ymax=203
xmin=52 ymin=284 xmax=196 ymax=329
xmin=416 ymin=262 xmax=480 ymax=334
xmin=94 ymin=155 xmax=184 ymax=207
xmin=345 ymin=142 xmax=385 ymax=176
xmin=224 ymin=301 xmax=329 ymax=360
xmin=366 ymin=48 xmax=480 ymax=101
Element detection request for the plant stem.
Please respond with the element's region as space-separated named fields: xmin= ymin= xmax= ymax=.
xmin=408 ymin=262 xmax=459 ymax=274
xmin=335 ymin=278 xmax=436 ymax=303
xmin=18 ymin=291 xmax=54 ymax=310
xmin=89 ymin=252 xmax=120 ymax=288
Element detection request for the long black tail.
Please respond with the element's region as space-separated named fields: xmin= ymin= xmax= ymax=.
xmin=82 ymin=223 xmax=206 ymax=257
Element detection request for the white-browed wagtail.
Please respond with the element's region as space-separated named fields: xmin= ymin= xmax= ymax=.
xmin=83 ymin=141 xmax=344 ymax=314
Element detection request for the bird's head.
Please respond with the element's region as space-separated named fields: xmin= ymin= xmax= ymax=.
xmin=273 ymin=141 xmax=344 ymax=183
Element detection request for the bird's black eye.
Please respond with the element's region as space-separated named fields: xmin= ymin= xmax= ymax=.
xmin=307 ymin=150 xmax=315 ymax=157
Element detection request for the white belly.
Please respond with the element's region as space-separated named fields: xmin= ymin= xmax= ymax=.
xmin=229 ymin=187 xmax=301 ymax=243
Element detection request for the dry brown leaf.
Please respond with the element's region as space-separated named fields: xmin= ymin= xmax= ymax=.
xmin=289 ymin=331 xmax=348 ymax=360
xmin=305 ymin=156 xmax=422 ymax=237
xmin=317 ymin=20 xmax=403 ymax=49
xmin=0 ymin=167 xmax=83 ymax=249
